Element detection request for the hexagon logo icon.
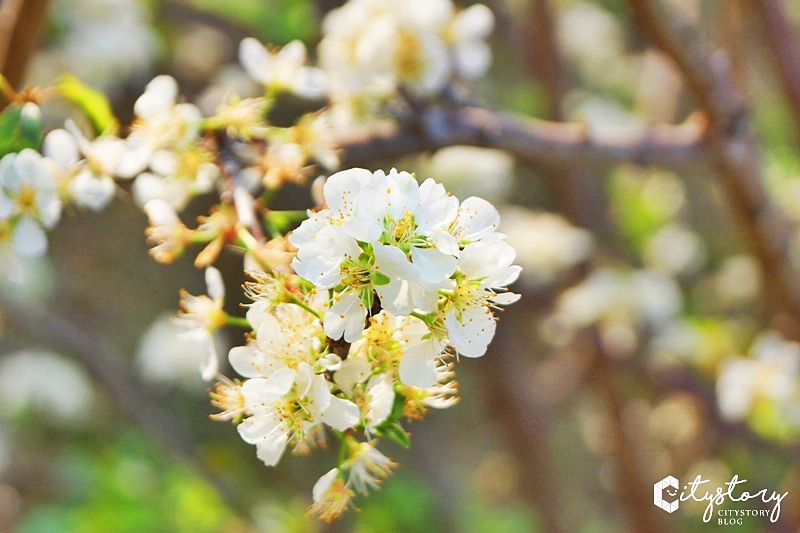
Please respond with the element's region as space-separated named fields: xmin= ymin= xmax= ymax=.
xmin=654 ymin=476 xmax=679 ymax=513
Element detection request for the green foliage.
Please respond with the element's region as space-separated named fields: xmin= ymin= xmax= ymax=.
xmin=354 ymin=475 xmax=441 ymax=533
xmin=0 ymin=103 xmax=43 ymax=158
xmin=16 ymin=433 xmax=231 ymax=533
xmin=184 ymin=0 xmax=317 ymax=44
xmin=55 ymin=74 xmax=117 ymax=135
xmin=461 ymin=496 xmax=539 ymax=533
xmin=607 ymin=166 xmax=682 ymax=252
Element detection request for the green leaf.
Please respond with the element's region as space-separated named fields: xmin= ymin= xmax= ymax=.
xmin=371 ymin=271 xmax=391 ymax=286
xmin=0 ymin=103 xmax=43 ymax=158
xmin=376 ymin=422 xmax=410 ymax=448
xmin=55 ymin=74 xmax=116 ymax=135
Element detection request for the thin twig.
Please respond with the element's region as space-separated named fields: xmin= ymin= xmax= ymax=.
xmin=625 ymin=0 xmax=800 ymax=322
xmin=337 ymin=106 xmax=708 ymax=171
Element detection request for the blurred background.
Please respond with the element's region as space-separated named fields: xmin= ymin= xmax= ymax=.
xmin=3 ymin=0 xmax=800 ymax=532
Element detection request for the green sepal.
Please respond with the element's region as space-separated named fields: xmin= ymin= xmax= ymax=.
xmin=0 ymin=104 xmax=43 ymax=158
xmin=371 ymin=270 xmax=391 ymax=286
xmin=375 ymin=421 xmax=410 ymax=448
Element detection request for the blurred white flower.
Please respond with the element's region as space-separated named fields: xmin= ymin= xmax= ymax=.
xmin=143 ymin=199 xmax=190 ymax=264
xmin=714 ymin=255 xmax=761 ymax=306
xmin=126 ymin=75 xmax=218 ymax=210
xmin=308 ymin=468 xmax=353 ymax=522
xmin=343 ymin=441 xmax=397 ymax=494
xmin=499 ymin=207 xmax=593 ymax=286
xmin=175 ymin=267 xmax=227 ymax=381
xmin=717 ymin=331 xmax=800 ymax=422
xmin=0 ymin=350 xmax=94 ymax=424
xmin=423 ymin=146 xmax=513 ymax=204
xmin=27 ymin=0 xmax=158 ymax=92
xmin=63 ymin=121 xmax=129 ymax=211
xmin=319 ymin=0 xmax=494 ymax=101
xmin=239 ymin=38 xmax=327 ymax=99
xmin=136 ymin=312 xmax=211 ymax=386
xmin=546 ymin=269 xmax=681 ymax=356
xmin=0 ymin=149 xmax=61 ymax=258
xmin=643 ymin=223 xmax=706 ymax=275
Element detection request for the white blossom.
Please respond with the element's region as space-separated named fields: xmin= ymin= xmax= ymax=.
xmin=0 ymin=149 xmax=61 ymax=257
xmin=308 ymin=468 xmax=353 ymax=522
xmin=239 ymin=38 xmax=327 ymax=99
xmin=343 ymin=441 xmax=396 ymax=494
xmin=237 ymin=362 xmax=358 ymax=466
xmin=443 ymin=238 xmax=520 ymax=357
xmin=175 ymin=267 xmax=226 ymax=380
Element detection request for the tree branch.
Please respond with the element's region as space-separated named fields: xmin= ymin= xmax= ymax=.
xmin=0 ymin=0 xmax=50 ymax=91
xmin=337 ymin=106 xmax=708 ymax=172
xmin=625 ymin=0 xmax=800 ymax=322
xmin=744 ymin=0 xmax=800 ymax=139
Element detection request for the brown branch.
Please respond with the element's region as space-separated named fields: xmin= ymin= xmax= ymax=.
xmin=625 ymin=0 xmax=800 ymax=322
xmin=479 ymin=299 xmax=566 ymax=533
xmin=589 ymin=334 xmax=668 ymax=533
xmin=744 ymin=0 xmax=800 ymax=138
xmin=0 ymin=0 xmax=50 ymax=90
xmin=337 ymin=106 xmax=708 ymax=172
xmin=527 ymin=0 xmax=567 ymax=121
xmin=0 ymin=0 xmax=25 ymax=72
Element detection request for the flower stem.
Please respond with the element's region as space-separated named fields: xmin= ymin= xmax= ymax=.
xmin=224 ymin=314 xmax=251 ymax=329
xmin=336 ymin=431 xmax=348 ymax=468
xmin=289 ymin=295 xmax=323 ymax=320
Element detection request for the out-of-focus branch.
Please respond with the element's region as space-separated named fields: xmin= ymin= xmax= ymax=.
xmin=479 ymin=299 xmax=566 ymax=533
xmin=525 ymin=0 xmax=615 ymax=236
xmin=589 ymin=333 xmax=667 ymax=533
xmin=0 ymin=0 xmax=50 ymax=90
xmin=625 ymin=0 xmax=800 ymax=322
xmin=0 ymin=0 xmax=25 ymax=72
xmin=528 ymin=0 xmax=566 ymax=122
xmin=337 ymin=106 xmax=708 ymax=171
xmin=745 ymin=0 xmax=800 ymax=138
xmin=0 ymin=294 xmax=197 ymax=458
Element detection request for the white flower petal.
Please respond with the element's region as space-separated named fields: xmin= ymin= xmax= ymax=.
xmin=411 ymin=246 xmax=457 ymax=284
xmin=262 ymin=366 xmax=298 ymax=397
xmin=321 ymin=395 xmax=360 ymax=430
xmin=12 ymin=216 xmax=47 ymax=258
xmin=455 ymin=196 xmax=500 ymax=242
xmin=324 ymin=293 xmax=367 ymax=342
xmin=228 ymin=345 xmax=260 ymax=378
xmin=444 ymin=306 xmax=496 ymax=357
xmin=205 ymin=267 xmax=225 ymax=301
xmin=256 ymin=432 xmax=289 ymax=466
xmin=313 ymin=468 xmax=340 ymax=502
xmin=399 ymin=344 xmax=439 ymax=388
xmin=43 ymin=129 xmax=79 ymax=171
xmin=373 ymin=243 xmax=418 ymax=281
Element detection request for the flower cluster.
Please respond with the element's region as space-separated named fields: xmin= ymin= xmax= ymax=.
xmin=319 ymin=0 xmax=494 ymax=118
xmin=205 ymin=168 xmax=519 ymax=521
xmin=0 ymin=0 xmax=515 ymax=521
